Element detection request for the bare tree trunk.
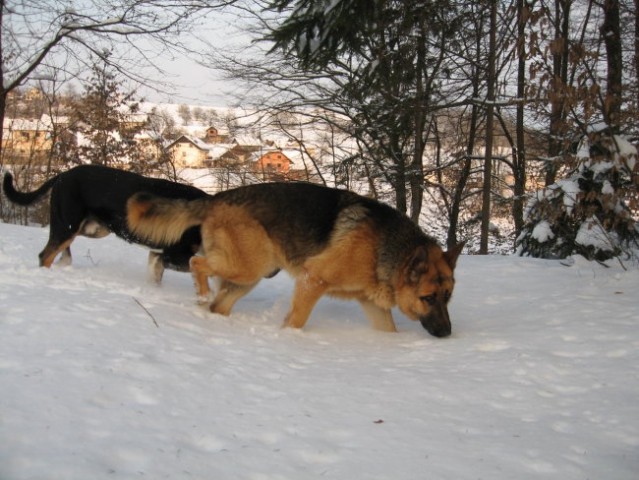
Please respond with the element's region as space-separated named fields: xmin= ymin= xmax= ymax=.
xmin=480 ymin=0 xmax=497 ymax=254
xmin=447 ymin=115 xmax=476 ymax=249
xmin=447 ymin=9 xmax=485 ymax=248
xmin=635 ymin=0 xmax=639 ymax=115
xmin=513 ymin=0 xmax=528 ymax=238
xmin=0 ymin=91 xmax=5 ymax=160
xmin=395 ymin=152 xmax=408 ymax=215
xmin=410 ymin=19 xmax=428 ymax=224
xmin=546 ymin=0 xmax=571 ymax=186
xmin=601 ymin=0 xmax=622 ymax=133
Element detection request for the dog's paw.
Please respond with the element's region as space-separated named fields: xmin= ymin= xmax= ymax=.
xmin=57 ymin=256 xmax=72 ymax=268
xmin=196 ymin=294 xmax=211 ymax=306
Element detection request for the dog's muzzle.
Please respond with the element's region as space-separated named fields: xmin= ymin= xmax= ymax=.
xmin=419 ymin=304 xmax=451 ymax=338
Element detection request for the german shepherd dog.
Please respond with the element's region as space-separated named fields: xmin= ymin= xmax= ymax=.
xmin=2 ymin=164 xmax=207 ymax=283
xmin=127 ymin=182 xmax=464 ymax=337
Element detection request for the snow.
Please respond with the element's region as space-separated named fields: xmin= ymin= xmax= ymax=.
xmin=1 ymin=222 xmax=638 ymax=479
xmin=602 ymin=180 xmax=615 ymax=195
xmin=575 ymin=216 xmax=616 ymax=251
xmin=576 ymin=137 xmax=590 ymax=161
xmin=531 ymin=220 xmax=554 ymax=243
xmin=557 ymin=179 xmax=581 ymax=215
xmin=613 ymin=135 xmax=637 ymax=158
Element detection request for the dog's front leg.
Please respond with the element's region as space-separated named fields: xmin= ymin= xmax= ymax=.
xmin=358 ymin=298 xmax=397 ymax=332
xmin=211 ymin=280 xmax=259 ymax=316
xmin=284 ymin=272 xmax=328 ymax=329
xmin=190 ymin=256 xmax=214 ymax=304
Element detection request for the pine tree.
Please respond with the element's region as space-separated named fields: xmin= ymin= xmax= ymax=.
xmin=265 ymin=0 xmax=381 ymax=68
xmin=67 ymin=56 xmax=143 ymax=167
xmin=517 ymin=133 xmax=638 ymax=261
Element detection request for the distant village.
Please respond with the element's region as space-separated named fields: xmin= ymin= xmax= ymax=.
xmin=0 ymin=87 xmax=347 ymax=193
xmin=1 ymin=86 xmax=536 ymax=198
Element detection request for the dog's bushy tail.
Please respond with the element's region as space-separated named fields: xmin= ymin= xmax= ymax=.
xmin=2 ymin=171 xmax=58 ymax=206
xmin=127 ymin=192 xmax=211 ymax=246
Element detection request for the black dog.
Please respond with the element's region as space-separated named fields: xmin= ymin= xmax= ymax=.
xmin=2 ymin=164 xmax=207 ymax=283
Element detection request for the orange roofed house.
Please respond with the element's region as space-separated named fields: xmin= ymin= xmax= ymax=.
xmin=254 ymin=149 xmax=293 ymax=179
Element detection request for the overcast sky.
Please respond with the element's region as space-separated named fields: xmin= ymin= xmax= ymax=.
xmin=139 ymin=7 xmax=260 ymax=108
xmin=140 ymin=55 xmax=231 ymax=107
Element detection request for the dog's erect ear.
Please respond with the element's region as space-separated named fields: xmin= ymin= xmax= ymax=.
xmin=444 ymin=242 xmax=465 ymax=270
xmin=407 ymin=246 xmax=428 ymax=284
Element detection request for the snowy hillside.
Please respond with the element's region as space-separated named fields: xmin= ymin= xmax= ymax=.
xmin=0 ymin=222 xmax=637 ymax=479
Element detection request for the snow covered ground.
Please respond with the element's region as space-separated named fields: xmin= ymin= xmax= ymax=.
xmin=0 ymin=222 xmax=637 ymax=479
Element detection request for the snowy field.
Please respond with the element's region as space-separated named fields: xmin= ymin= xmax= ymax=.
xmin=0 ymin=221 xmax=637 ymax=479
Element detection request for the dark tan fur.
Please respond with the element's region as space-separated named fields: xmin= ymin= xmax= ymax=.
xmin=127 ymin=183 xmax=464 ymax=336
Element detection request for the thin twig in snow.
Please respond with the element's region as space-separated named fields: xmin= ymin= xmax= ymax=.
xmin=133 ymin=297 xmax=159 ymax=328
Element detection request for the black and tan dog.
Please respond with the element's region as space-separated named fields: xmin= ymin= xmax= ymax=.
xmin=2 ymin=164 xmax=207 ymax=283
xmin=127 ymin=182 xmax=464 ymax=336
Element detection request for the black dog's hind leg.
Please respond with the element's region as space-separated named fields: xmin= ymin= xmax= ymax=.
xmin=147 ymin=251 xmax=165 ymax=284
xmin=39 ymin=188 xmax=85 ymax=268
xmin=39 ymin=237 xmax=76 ymax=267
xmin=58 ymin=246 xmax=73 ymax=266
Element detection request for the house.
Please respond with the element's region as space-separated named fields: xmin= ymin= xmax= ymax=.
xmin=1 ymin=117 xmax=54 ymax=163
xmin=255 ymin=149 xmax=293 ymax=175
xmin=225 ymin=135 xmax=265 ymax=164
xmin=165 ymin=135 xmax=236 ymax=168
xmin=166 ymin=128 xmax=275 ymax=169
xmin=166 ymin=135 xmax=211 ymax=168
xmin=134 ymin=130 xmax=165 ymax=162
xmin=253 ymin=147 xmax=325 ymax=181
xmin=204 ymin=126 xmax=230 ymax=144
xmin=120 ymin=112 xmax=148 ymax=132
xmin=24 ymin=87 xmax=44 ymax=102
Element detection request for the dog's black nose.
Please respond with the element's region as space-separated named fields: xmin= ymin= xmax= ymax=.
xmin=420 ymin=318 xmax=451 ymax=337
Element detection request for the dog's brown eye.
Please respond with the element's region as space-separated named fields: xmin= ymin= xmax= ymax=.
xmin=420 ymin=294 xmax=436 ymax=305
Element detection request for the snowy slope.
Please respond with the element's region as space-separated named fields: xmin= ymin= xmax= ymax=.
xmin=0 ymin=222 xmax=637 ymax=479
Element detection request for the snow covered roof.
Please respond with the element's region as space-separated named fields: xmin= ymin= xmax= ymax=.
xmin=3 ymin=118 xmax=52 ymax=132
xmin=206 ymin=144 xmax=235 ymax=159
xmin=281 ymin=148 xmax=317 ymax=166
xmin=233 ymin=134 xmax=263 ymax=147
xmin=167 ymin=135 xmax=217 ymax=151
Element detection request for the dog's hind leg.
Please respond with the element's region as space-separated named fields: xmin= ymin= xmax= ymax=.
xmin=40 ymin=187 xmax=84 ymax=268
xmin=147 ymin=251 xmax=164 ymax=285
xmin=284 ymin=272 xmax=328 ymax=329
xmin=358 ymin=298 xmax=397 ymax=332
xmin=39 ymin=237 xmax=75 ymax=268
xmin=57 ymin=247 xmax=72 ymax=267
xmin=211 ymin=279 xmax=259 ymax=316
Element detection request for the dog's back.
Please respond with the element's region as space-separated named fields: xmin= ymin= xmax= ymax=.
xmin=129 ymin=181 xmax=431 ymax=267
xmin=49 ymin=165 xmax=205 ymax=238
xmin=215 ymin=182 xmax=428 ymax=265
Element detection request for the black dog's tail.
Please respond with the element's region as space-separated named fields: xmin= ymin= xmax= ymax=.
xmin=2 ymin=171 xmax=58 ymax=206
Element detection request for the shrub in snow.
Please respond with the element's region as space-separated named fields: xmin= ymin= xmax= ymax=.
xmin=517 ymin=134 xmax=639 ymax=261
